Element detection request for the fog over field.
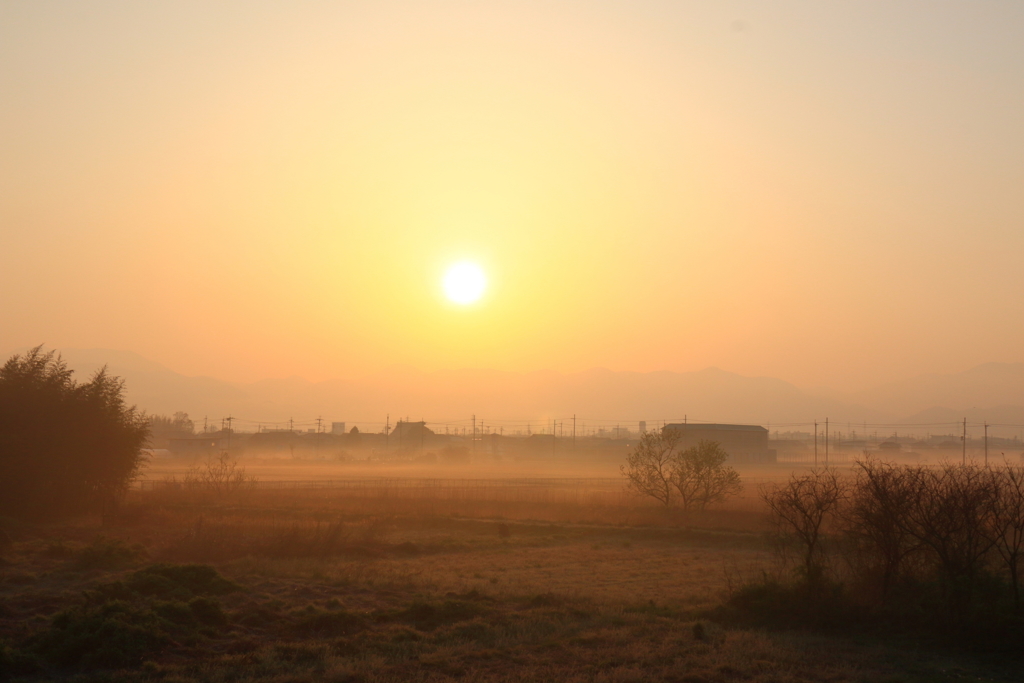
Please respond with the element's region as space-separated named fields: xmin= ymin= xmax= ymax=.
xmin=4 ymin=1 xmax=1024 ymax=680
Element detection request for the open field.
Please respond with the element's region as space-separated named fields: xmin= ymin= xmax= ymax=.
xmin=139 ymin=452 xmax=843 ymax=491
xmin=2 ymin=468 xmax=1021 ymax=682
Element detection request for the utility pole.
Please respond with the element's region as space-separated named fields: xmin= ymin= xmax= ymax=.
xmin=825 ymin=418 xmax=829 ymax=466
xmin=472 ymin=415 xmax=476 ymax=452
xmin=962 ymin=418 xmax=967 ymax=465
xmin=225 ymin=416 xmax=234 ymax=453
xmin=984 ymin=422 xmax=989 ymax=467
xmin=814 ymin=420 xmax=818 ymax=467
xmin=289 ymin=417 xmax=294 ymax=432
xmin=573 ymin=414 xmax=576 ymax=451
xmin=316 ymin=416 xmax=322 ymax=434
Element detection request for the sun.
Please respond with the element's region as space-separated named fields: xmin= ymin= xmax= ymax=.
xmin=443 ymin=262 xmax=486 ymax=305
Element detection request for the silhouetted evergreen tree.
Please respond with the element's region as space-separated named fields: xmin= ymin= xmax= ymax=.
xmin=0 ymin=346 xmax=149 ymax=519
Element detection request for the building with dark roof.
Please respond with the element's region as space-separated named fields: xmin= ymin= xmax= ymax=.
xmin=390 ymin=420 xmax=436 ymax=449
xmin=662 ymin=423 xmax=775 ymax=463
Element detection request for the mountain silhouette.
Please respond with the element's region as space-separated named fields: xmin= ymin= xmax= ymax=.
xmin=14 ymin=348 xmax=1023 ymax=433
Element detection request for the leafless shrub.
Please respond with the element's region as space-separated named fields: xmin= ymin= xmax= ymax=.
xmin=987 ymin=464 xmax=1024 ymax=612
xmin=843 ymin=459 xmax=925 ymax=598
xmin=760 ymin=468 xmax=847 ymax=585
xmin=755 ymin=460 xmax=1024 ymax=629
xmin=899 ymin=463 xmax=999 ymax=619
xmin=173 ymin=453 xmax=257 ymax=496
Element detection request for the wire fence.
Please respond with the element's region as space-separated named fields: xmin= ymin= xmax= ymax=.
xmin=130 ymin=474 xmax=822 ymax=512
xmin=135 ymin=476 xmax=637 ymax=506
xmin=136 ymin=476 xmax=626 ymax=491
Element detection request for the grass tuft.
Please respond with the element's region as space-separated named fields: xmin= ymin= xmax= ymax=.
xmin=72 ymin=536 xmax=147 ymax=570
xmin=394 ymin=599 xmax=488 ymax=631
xmin=293 ymin=609 xmax=366 ymax=638
xmin=31 ymin=599 xmax=170 ymax=670
xmin=130 ymin=563 xmax=243 ymax=597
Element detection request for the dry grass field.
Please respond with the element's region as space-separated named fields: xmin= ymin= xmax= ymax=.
xmin=1 ymin=463 xmax=1019 ymax=682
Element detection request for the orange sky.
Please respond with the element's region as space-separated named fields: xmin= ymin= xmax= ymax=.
xmin=2 ymin=1 xmax=1023 ymax=391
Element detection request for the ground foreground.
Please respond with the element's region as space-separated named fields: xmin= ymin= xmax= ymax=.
xmin=0 ymin=482 xmax=1020 ymax=682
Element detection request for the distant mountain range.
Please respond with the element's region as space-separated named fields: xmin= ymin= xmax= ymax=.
xmin=9 ymin=348 xmax=1024 ymax=435
xmin=843 ymin=363 xmax=1024 ymax=416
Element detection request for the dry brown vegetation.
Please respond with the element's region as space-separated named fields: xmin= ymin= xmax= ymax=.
xmin=1 ymin=468 xmax=1020 ymax=682
xmin=754 ymin=461 xmax=1024 ymax=636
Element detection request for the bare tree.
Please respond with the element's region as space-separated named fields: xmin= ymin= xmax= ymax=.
xmin=989 ymin=464 xmax=1024 ymax=612
xmin=671 ymin=440 xmax=742 ymax=510
xmin=621 ymin=430 xmax=681 ymax=506
xmin=761 ymin=468 xmax=847 ymax=584
xmin=900 ymin=463 xmax=999 ymax=621
xmin=182 ymin=452 xmax=257 ymax=496
xmin=845 ymin=459 xmax=924 ymax=598
xmin=751 ymin=460 xmax=1024 ymax=627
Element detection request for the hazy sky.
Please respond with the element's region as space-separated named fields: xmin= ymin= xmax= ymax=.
xmin=2 ymin=1 xmax=1023 ymax=391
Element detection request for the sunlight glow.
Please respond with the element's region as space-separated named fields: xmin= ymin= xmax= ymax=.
xmin=443 ymin=262 xmax=486 ymax=305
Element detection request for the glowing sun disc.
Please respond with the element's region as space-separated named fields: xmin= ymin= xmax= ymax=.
xmin=443 ymin=262 xmax=486 ymax=304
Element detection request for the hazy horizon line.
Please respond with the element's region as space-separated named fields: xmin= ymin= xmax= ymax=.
xmin=7 ymin=344 xmax=1021 ymax=397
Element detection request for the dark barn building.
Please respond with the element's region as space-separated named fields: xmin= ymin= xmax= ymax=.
xmin=662 ymin=423 xmax=776 ymax=463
